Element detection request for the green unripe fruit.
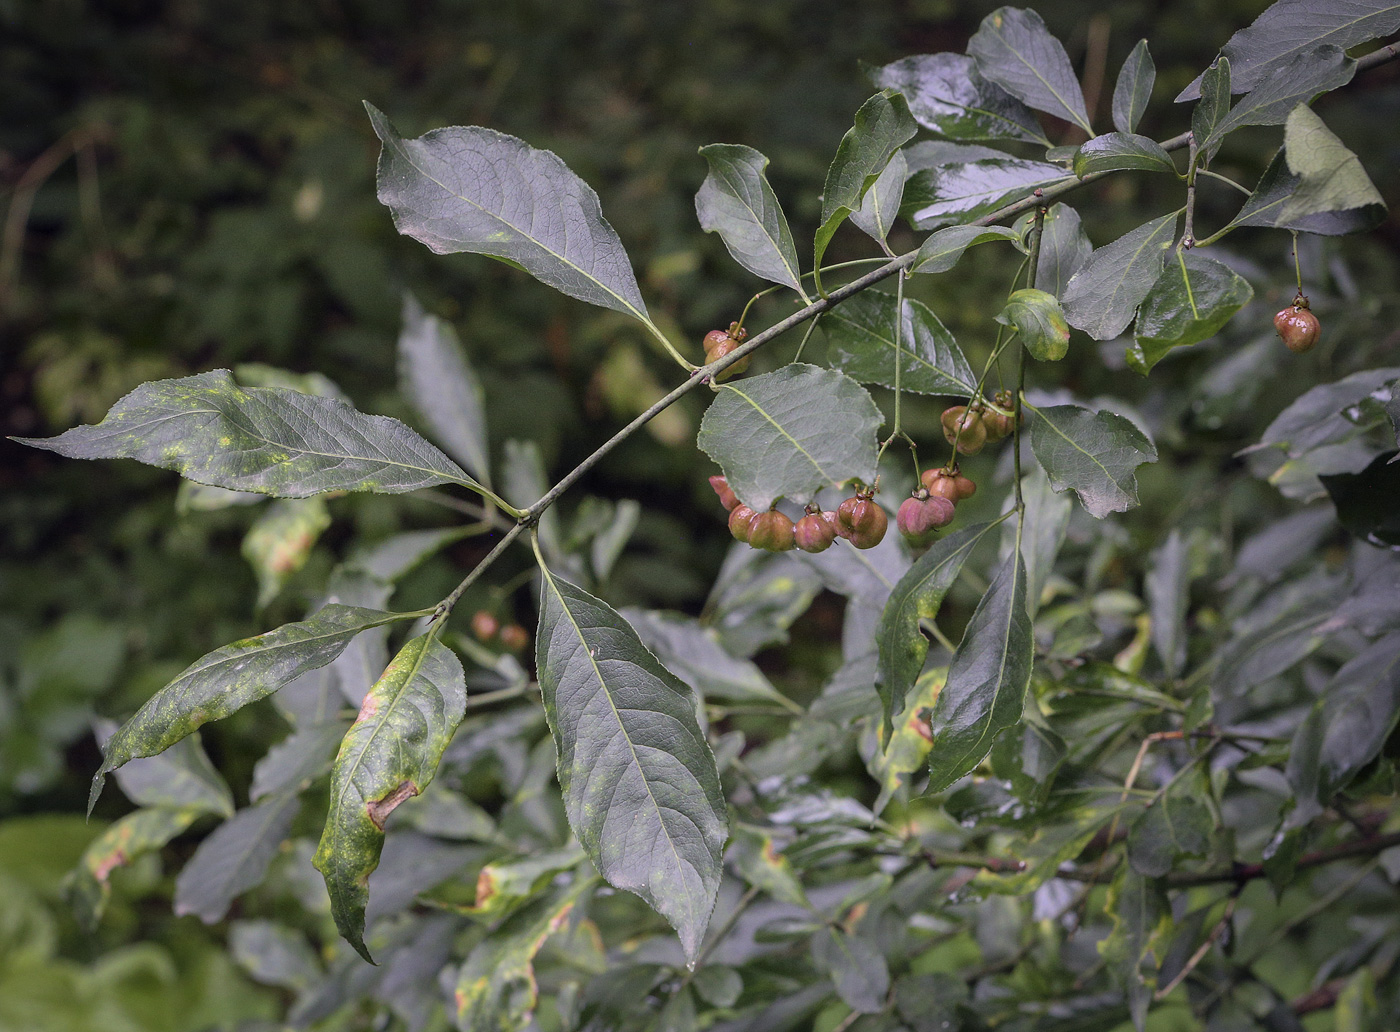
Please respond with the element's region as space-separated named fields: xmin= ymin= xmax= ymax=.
xmin=729 ymin=504 xmax=757 ymax=541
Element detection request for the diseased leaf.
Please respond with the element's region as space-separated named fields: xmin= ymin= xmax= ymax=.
xmin=867 ymin=53 xmax=1048 ymax=144
xmin=1225 ymin=147 xmax=1386 ymax=235
xmin=868 ymin=667 xmax=943 ymax=815
xmin=1177 ymin=0 xmax=1400 ymax=101
xmin=15 ymin=369 xmax=478 ymax=497
xmin=926 ymin=547 xmax=1033 ymax=793
xmin=1128 ymin=252 xmax=1254 ymax=374
xmin=90 ymin=605 xmax=409 ymax=814
xmin=823 ymin=292 xmax=977 ymax=397
xmin=850 ymin=149 xmax=907 ymax=244
xmin=877 ymin=522 xmax=1000 ymax=730
xmin=903 ymin=158 xmax=1070 ymax=230
xmin=1113 ymin=40 xmax=1156 ymax=134
xmin=1281 ymin=104 xmax=1386 ymax=221
xmin=814 ymin=91 xmax=917 ymax=276
xmin=1035 ymin=204 xmax=1092 ymax=299
xmin=469 ymin=846 xmax=587 ymax=918
xmin=1127 ymin=793 xmax=1211 ymax=877
xmin=727 ymin=824 xmax=808 ymax=907
xmin=535 ymin=567 xmax=728 ymax=962
xmin=696 ymin=144 xmax=805 ymax=294
xmin=98 ymin=721 xmax=232 ymax=818
xmin=242 ymin=497 xmax=331 ymax=610
xmin=454 ymin=877 xmax=594 ymax=1032
xmin=1199 ymin=46 xmax=1355 ymax=151
xmin=1101 ymin=868 xmax=1167 ymax=1030
xmin=398 ymin=293 xmax=491 ymax=483
xmin=366 ymin=104 xmax=650 ymax=324
xmin=175 ymin=793 xmax=301 ymax=923
xmin=697 ymin=364 xmax=881 ymax=512
xmin=969 ymin=7 xmax=1092 ymax=132
xmin=67 ymin=807 xmax=202 ymax=930
xmin=313 ymin=633 xmax=466 ymax=962
xmin=622 ymin=608 xmax=796 ymax=709
xmin=1028 ymin=404 xmax=1159 ymax=518
xmin=997 ymin=288 xmax=1070 ymax=361
xmin=812 ymin=927 xmax=890 ymax=1014
xmin=1073 ymin=133 xmax=1176 ymax=177
xmin=910 ymin=224 xmax=1022 ymax=275
xmin=1061 ymin=212 xmax=1179 ymax=340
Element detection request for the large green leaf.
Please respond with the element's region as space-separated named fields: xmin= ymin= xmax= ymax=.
xmin=697 ymin=364 xmax=881 ymax=512
xmin=1177 ymin=0 xmax=1400 ymax=100
xmin=1225 ymin=147 xmax=1387 ymax=235
xmin=997 ymin=288 xmax=1070 ymax=361
xmin=814 ymin=91 xmax=917 ymax=276
xmin=1072 ymin=133 xmax=1176 ymax=177
xmin=1127 ymin=252 xmax=1254 ymax=374
xmin=910 ymin=224 xmax=1022 ymax=275
xmin=867 ymin=53 xmax=1048 ymax=144
xmin=1028 ymin=404 xmax=1158 ymax=518
xmin=968 ymin=7 xmax=1092 ymax=133
xmin=15 ymin=369 xmax=478 ymax=497
xmin=696 ymin=144 xmax=805 ymax=295
xmin=366 ymin=104 xmax=651 ymax=324
xmin=90 ymin=604 xmax=410 ymax=814
xmin=398 ymin=293 xmax=491 ymax=484
xmin=903 ymin=158 xmax=1070 ymax=230
xmin=1127 ymin=792 xmax=1211 ymax=877
xmin=1198 ymin=45 xmax=1355 ymax=151
xmin=823 ymin=292 xmax=976 ymax=397
xmin=850 ymin=149 xmax=907 ymax=245
xmin=1280 ymin=104 xmax=1386 ymax=221
xmin=174 ymin=793 xmax=301 ymax=924
xmin=622 ymin=608 xmax=797 ymax=709
xmin=1112 ymin=40 xmax=1155 ymax=134
xmin=1061 ymin=212 xmax=1179 ymax=340
xmin=313 ymin=633 xmax=466 ymax=962
xmin=926 ymin=547 xmax=1033 ymax=793
xmin=535 ymin=566 xmax=728 ymax=962
xmin=1034 ymin=203 xmax=1092 ymax=299
xmin=876 ymin=522 xmax=1000 ymax=730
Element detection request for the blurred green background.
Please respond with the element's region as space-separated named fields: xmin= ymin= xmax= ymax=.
xmin=2 ymin=0 xmax=1398 ymax=1028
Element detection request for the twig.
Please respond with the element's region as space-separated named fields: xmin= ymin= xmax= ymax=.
xmin=1154 ymin=891 xmax=1238 ymax=1000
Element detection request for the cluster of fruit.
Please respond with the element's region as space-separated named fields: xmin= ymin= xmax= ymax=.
xmin=895 ymin=466 xmax=977 ymax=547
xmin=703 ymin=322 xmax=750 ymax=382
xmin=711 ymin=477 xmax=889 ymax=552
xmin=470 ymin=610 xmax=530 ymax=652
xmin=940 ymin=389 xmax=1018 ymax=456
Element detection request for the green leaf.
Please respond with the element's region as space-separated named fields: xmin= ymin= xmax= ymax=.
xmin=1322 ymin=451 xmax=1400 ymax=548
xmin=1127 ymin=252 xmax=1254 ymax=374
xmin=926 ymin=547 xmax=1032 ymax=794
xmin=903 ymin=158 xmax=1070 ymax=230
xmin=503 ymin=438 xmax=563 ymax=566
xmin=15 ymin=369 xmax=477 ymax=497
xmin=823 ymin=292 xmax=977 ymax=397
xmin=867 ymin=53 xmax=1049 ymax=145
xmin=850 ymin=149 xmax=906 ymax=244
xmin=1191 ymin=59 xmax=1232 ymax=158
xmin=703 ymin=548 xmax=823 ymax=658
xmin=622 ymin=609 xmax=797 ymax=710
xmin=242 ymin=498 xmax=331 ymax=610
xmin=814 ymin=91 xmax=918 ymax=276
xmin=98 ymin=722 xmax=233 ymax=818
xmin=174 ymin=793 xmax=301 ymax=923
xmin=910 ymin=224 xmax=1022 ymax=274
xmin=346 ymin=527 xmax=476 ymax=583
xmin=324 ymin=571 xmax=395 ymax=707
xmin=1072 ymin=133 xmax=1176 ymax=177
xmin=230 ymin=921 xmax=323 ymax=991
xmin=1028 ymin=404 xmax=1158 ymax=518
xmin=877 ymin=522 xmax=1000 ymax=730
xmin=1225 ymin=147 xmax=1385 ymax=235
xmin=998 ymin=465 xmax=1072 ymax=615
xmin=1127 ymin=793 xmax=1211 ymax=877
xmin=365 ymin=104 xmax=650 ymax=324
xmin=67 ymin=807 xmax=202 ymax=931
xmin=1112 ymin=40 xmax=1155 ymax=134
xmin=727 ymin=824 xmax=808 ymax=906
xmin=696 ymin=144 xmax=806 ymax=295
xmin=997 ymin=288 xmax=1070 ymax=361
xmin=692 ymin=966 xmax=743 ymax=1009
xmin=1281 ymin=104 xmax=1386 ymax=221
xmin=535 ymin=566 xmax=728 ymax=962
xmin=1035 ymin=203 xmax=1092 ymax=299
xmin=1200 ymin=46 xmax=1355 ymax=151
xmin=1259 ymin=367 xmax=1400 ymax=455
xmin=812 ymin=927 xmax=890 ymax=1014
xmin=398 ymin=293 xmax=491 ymax=484
xmin=249 ymin=721 xmax=346 ymax=802
xmin=90 ymin=604 xmax=409 ymax=814
xmin=1146 ymin=530 xmax=1191 ymax=678
xmin=313 ymin=633 xmax=466 ymax=962
xmin=1100 ymin=868 xmax=1167 ymax=1030
xmin=1177 ymin=0 xmax=1400 ymax=101
xmin=989 ymin=701 xmax=1067 ymax=802
xmin=1061 ymin=212 xmax=1179 ymax=340
xmin=453 ymin=877 xmax=594 ymax=1032
xmin=969 ymin=7 xmax=1092 ymax=133
xmin=697 ymin=364 xmax=881 ymax=512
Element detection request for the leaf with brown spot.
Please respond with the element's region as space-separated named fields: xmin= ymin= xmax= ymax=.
xmin=67 ymin=807 xmax=203 ymax=931
xmin=313 ymin=633 xmax=466 ymax=962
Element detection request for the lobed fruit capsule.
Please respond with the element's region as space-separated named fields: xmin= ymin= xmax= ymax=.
xmin=729 ymin=504 xmax=757 ymax=542
xmin=942 ymin=405 xmax=988 ymax=455
xmin=837 ymin=491 xmax=887 ymax=549
xmin=748 ymin=509 xmax=796 ymax=552
xmin=703 ymin=324 xmax=750 ymax=381
xmin=1274 ymin=296 xmax=1320 ymax=353
xmin=794 ymin=510 xmax=837 ymax=553
xmin=708 ymin=474 xmax=739 ymax=511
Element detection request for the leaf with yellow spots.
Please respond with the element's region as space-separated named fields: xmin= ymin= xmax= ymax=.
xmin=468 ymin=846 xmax=587 ymax=920
xmin=242 ymin=497 xmax=332 ymax=609
xmin=866 ymin=667 xmax=944 ymax=816
xmin=66 ymin=806 xmax=203 ymax=930
xmin=313 ymin=632 xmax=466 ymax=963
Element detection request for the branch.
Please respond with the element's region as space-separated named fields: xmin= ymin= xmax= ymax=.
xmin=1166 ymin=830 xmax=1400 ymax=888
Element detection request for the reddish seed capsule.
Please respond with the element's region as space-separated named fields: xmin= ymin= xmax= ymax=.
xmin=729 ymin=504 xmax=757 ymax=542
xmin=952 ymin=474 xmax=977 ymax=500
xmin=837 ymin=494 xmax=887 ymax=549
xmin=942 ymin=406 xmax=987 ymax=455
xmin=748 ymin=509 xmax=797 ymax=552
xmin=794 ymin=512 xmax=836 ymax=553
xmin=1274 ymin=300 xmax=1320 ymax=353
xmin=921 ymin=468 xmax=961 ymax=502
xmin=470 ymin=611 xmax=499 ymax=642
xmin=499 ymin=624 xmax=529 ymax=651
xmin=704 ymin=328 xmax=751 ymax=381
xmin=708 ymin=474 xmax=739 ymax=511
